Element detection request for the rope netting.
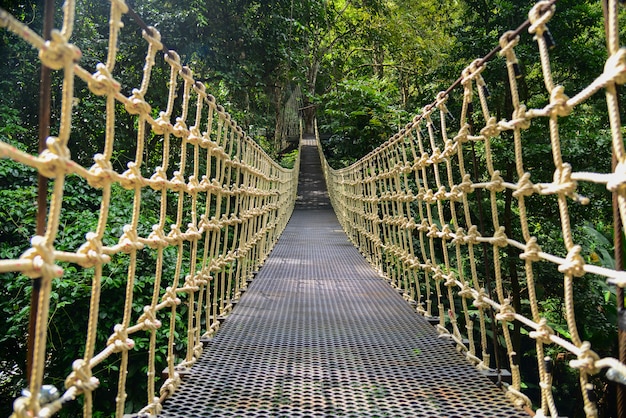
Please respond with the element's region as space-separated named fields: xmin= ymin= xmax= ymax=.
xmin=321 ymin=1 xmax=626 ymax=417
xmin=0 ymin=1 xmax=297 ymax=417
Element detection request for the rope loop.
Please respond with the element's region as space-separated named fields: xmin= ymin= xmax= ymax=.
xmin=142 ymin=26 xmax=163 ymax=51
xmin=164 ymin=50 xmax=182 ymax=71
xmin=528 ymin=1 xmax=556 ymax=36
xmin=499 ymin=30 xmax=520 ymax=56
xmin=39 ymin=30 xmax=81 ymax=70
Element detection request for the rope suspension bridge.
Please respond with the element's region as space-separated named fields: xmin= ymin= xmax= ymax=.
xmin=0 ymin=0 xmax=625 ymax=417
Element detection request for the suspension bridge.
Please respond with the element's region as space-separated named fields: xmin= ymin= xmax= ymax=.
xmin=1 ymin=0 xmax=626 ymax=417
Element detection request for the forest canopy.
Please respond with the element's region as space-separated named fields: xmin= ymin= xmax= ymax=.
xmin=1 ymin=0 xmax=626 ymax=416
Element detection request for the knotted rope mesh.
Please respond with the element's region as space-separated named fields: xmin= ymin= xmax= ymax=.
xmin=0 ymin=1 xmax=297 ymax=416
xmin=321 ymin=1 xmax=626 ymax=417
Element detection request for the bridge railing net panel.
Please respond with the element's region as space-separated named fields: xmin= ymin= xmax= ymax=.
xmin=0 ymin=2 xmax=298 ymax=417
xmin=321 ymin=1 xmax=626 ymax=417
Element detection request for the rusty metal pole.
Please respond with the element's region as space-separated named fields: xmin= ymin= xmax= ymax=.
xmin=26 ymin=0 xmax=54 ymax=385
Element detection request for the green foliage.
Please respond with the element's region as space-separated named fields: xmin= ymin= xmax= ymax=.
xmin=319 ymin=77 xmax=408 ymax=167
xmin=279 ymin=149 xmax=299 ymax=169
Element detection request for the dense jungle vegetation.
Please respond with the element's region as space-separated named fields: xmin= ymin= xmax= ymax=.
xmin=0 ymin=0 xmax=625 ymax=416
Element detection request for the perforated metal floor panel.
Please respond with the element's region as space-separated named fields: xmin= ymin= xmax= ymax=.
xmin=157 ymin=139 xmax=527 ymax=417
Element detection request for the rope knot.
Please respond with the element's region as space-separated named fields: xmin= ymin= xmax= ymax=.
xmin=147 ymin=225 xmax=168 ymax=248
xmin=39 ymin=30 xmax=81 ymax=70
xmin=138 ymin=306 xmax=162 ymax=331
xmin=480 ymin=117 xmax=500 ymax=139
xmin=87 ymin=154 xmax=113 ymax=188
xmin=499 ymin=30 xmax=520 ymax=55
xmin=549 ymin=85 xmax=572 ymax=117
xmin=118 ymin=224 xmax=144 ymax=252
xmin=120 ymin=162 xmax=146 ymax=189
xmin=607 ymin=161 xmax=626 ymax=193
xmin=454 ymin=123 xmax=471 ymax=144
xmin=511 ymin=105 xmax=531 ymax=130
xmin=38 ymin=140 xmax=70 ymax=180
xmin=434 ymin=185 xmax=447 ymax=201
xmin=187 ymin=175 xmax=201 ymax=195
xmin=444 ymin=272 xmax=456 ymax=287
xmin=520 ymin=237 xmax=542 ymax=262
xmin=473 ymin=288 xmax=490 ymax=309
xmin=168 ymin=224 xmax=184 ymax=244
xmin=528 ymin=1 xmax=556 ymax=36
xmin=605 ymin=48 xmax=626 ymax=86
xmin=558 ymin=245 xmax=586 ymax=277
xmin=107 ymin=324 xmax=135 ymax=352
xmin=486 ymin=170 xmax=506 ymax=193
xmin=65 ymin=359 xmax=100 ymax=393
xmin=89 ymin=63 xmax=121 ymax=96
xmin=77 ymin=232 xmax=110 ymax=268
xmin=529 ymin=318 xmax=554 ymax=344
xmin=153 ymin=113 xmax=173 ymax=135
xmin=513 ymin=172 xmax=536 ymax=198
xmin=465 ymin=225 xmax=481 ymax=244
xmin=458 ymin=281 xmax=474 ymax=299
xmin=452 ymin=228 xmax=466 ymax=245
xmin=125 ymin=89 xmax=151 ymax=115
xmin=569 ymin=341 xmax=600 ymax=375
xmin=427 ymin=224 xmax=440 ymax=238
xmin=149 ymin=166 xmax=169 ymax=191
xmin=162 ymin=286 xmax=181 ymax=307
xmin=180 ymin=65 xmax=194 ymax=83
xmin=491 ymin=226 xmax=509 ymax=247
xmin=496 ymin=299 xmax=517 ymax=322
xmin=173 ymin=118 xmax=189 ymax=138
xmin=19 ymin=235 xmax=63 ymax=279
xmin=170 ymin=171 xmax=187 ymax=192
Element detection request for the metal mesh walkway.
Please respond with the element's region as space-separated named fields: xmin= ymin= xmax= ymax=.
xmin=157 ymin=138 xmax=527 ymax=417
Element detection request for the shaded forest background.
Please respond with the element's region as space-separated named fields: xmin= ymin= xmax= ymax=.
xmin=0 ymin=0 xmax=625 ymax=416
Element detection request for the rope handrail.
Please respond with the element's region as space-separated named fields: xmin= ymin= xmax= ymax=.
xmin=320 ymin=0 xmax=626 ymax=416
xmin=0 ymin=1 xmax=298 ymax=416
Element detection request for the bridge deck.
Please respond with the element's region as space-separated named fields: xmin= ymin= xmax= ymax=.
xmin=157 ymin=138 xmax=526 ymax=417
